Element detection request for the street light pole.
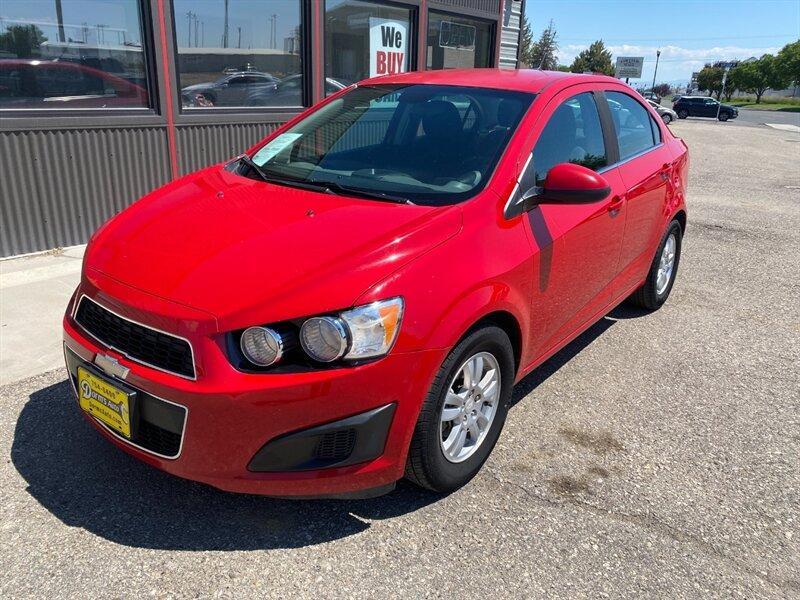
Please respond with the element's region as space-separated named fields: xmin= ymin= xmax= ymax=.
xmin=651 ymin=49 xmax=661 ymax=93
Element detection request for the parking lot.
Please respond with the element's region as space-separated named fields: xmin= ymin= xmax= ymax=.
xmin=1 ymin=118 xmax=798 ymax=598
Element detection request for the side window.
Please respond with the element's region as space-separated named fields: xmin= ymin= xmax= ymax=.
xmin=532 ymin=92 xmax=607 ymax=185
xmin=606 ymin=91 xmax=658 ymax=161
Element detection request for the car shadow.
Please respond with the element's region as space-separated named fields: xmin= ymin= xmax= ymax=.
xmin=11 ymin=379 xmax=440 ymax=551
xmin=12 ymin=310 xmax=643 ymax=551
xmin=510 ymin=314 xmax=619 ymax=405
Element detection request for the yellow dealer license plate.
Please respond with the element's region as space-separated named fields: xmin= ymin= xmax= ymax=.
xmin=77 ymin=366 xmax=134 ymax=439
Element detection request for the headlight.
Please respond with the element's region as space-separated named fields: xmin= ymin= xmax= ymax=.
xmin=340 ymin=297 xmax=404 ymax=360
xmin=240 ymin=326 xmax=284 ymax=366
xmin=300 ymin=316 xmax=349 ymax=362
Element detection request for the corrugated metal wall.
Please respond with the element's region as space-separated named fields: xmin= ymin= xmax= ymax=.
xmin=500 ymin=0 xmax=523 ymax=69
xmin=0 ymin=127 xmax=172 ymax=257
xmin=176 ymin=122 xmax=281 ymax=175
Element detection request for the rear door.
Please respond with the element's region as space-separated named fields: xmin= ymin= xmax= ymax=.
xmin=604 ymin=90 xmax=673 ymax=297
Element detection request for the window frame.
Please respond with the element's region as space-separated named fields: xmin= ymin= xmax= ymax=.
xmin=0 ymin=0 xmax=160 ymax=121
xmin=169 ymin=0 xmax=311 ymax=115
xmin=322 ymin=0 xmax=419 ymax=93
xmin=425 ymin=8 xmax=496 ymax=71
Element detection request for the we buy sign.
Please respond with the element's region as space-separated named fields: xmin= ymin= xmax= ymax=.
xmin=369 ymin=18 xmax=408 ymax=77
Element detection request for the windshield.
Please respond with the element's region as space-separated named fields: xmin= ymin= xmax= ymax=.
xmin=249 ymin=84 xmax=534 ymax=205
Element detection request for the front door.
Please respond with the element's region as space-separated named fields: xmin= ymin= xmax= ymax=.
xmin=521 ymin=89 xmax=627 ymax=359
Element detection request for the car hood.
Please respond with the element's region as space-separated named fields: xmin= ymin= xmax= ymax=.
xmin=85 ymin=166 xmax=462 ymax=331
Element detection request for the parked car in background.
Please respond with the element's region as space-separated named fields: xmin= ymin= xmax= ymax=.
xmin=0 ymin=58 xmax=148 ymax=109
xmin=64 ymin=69 xmax=688 ymax=498
xmin=648 ymin=99 xmax=678 ymax=124
xmin=673 ymin=96 xmax=738 ymax=121
xmin=641 ymin=91 xmax=661 ymax=104
xmin=245 ymin=74 xmax=346 ymax=107
xmin=181 ymin=71 xmax=278 ymax=107
xmin=671 ymin=94 xmax=683 ymax=103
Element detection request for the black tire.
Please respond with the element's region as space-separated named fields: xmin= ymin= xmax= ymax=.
xmin=661 ymin=113 xmax=673 ymax=125
xmin=627 ymin=220 xmax=683 ymax=310
xmin=677 ymin=109 xmax=688 ymax=119
xmin=405 ymin=325 xmax=515 ymax=492
xmin=718 ymin=112 xmax=729 ymax=122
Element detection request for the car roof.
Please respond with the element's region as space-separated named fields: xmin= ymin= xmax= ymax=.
xmin=358 ymin=68 xmax=620 ymax=94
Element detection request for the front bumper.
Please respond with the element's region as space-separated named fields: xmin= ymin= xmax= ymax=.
xmin=63 ymin=294 xmax=446 ymax=498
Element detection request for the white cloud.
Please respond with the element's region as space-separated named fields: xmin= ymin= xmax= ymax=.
xmin=556 ymin=43 xmax=782 ymax=83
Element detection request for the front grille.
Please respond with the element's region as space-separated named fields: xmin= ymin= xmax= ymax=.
xmin=75 ymin=297 xmax=195 ymax=379
xmin=314 ymin=429 xmax=357 ymax=462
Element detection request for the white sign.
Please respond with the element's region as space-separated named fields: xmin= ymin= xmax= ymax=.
xmin=369 ymin=18 xmax=407 ymax=77
xmin=615 ymin=56 xmax=644 ymax=79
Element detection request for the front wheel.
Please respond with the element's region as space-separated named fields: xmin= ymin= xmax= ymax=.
xmin=661 ymin=113 xmax=673 ymax=124
xmin=627 ymin=220 xmax=683 ymax=310
xmin=677 ymin=109 xmax=688 ymax=119
xmin=405 ymin=326 xmax=515 ymax=492
xmin=718 ymin=113 xmax=729 ymax=122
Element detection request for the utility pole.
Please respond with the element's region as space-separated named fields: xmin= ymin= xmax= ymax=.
xmin=651 ymin=49 xmax=661 ymax=93
xmin=54 ymin=0 xmax=66 ymax=43
xmin=237 ymin=26 xmax=242 ymax=49
xmin=222 ymin=0 xmax=229 ymax=48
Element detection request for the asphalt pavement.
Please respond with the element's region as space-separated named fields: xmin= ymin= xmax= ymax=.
xmin=1 ymin=120 xmax=798 ymax=599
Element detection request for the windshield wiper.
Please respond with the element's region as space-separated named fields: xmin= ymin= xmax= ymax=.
xmin=233 ymin=154 xmax=272 ymax=183
xmin=232 ymin=156 xmax=414 ymax=205
xmin=310 ymin=181 xmax=415 ymax=205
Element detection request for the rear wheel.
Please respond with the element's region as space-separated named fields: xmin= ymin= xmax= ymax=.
xmin=677 ymin=109 xmax=688 ymax=119
xmin=661 ymin=113 xmax=673 ymax=124
xmin=627 ymin=220 xmax=682 ymax=310
xmin=405 ymin=326 xmax=514 ymax=492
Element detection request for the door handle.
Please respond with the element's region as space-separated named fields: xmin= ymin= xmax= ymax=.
xmin=607 ymin=195 xmax=624 ymax=216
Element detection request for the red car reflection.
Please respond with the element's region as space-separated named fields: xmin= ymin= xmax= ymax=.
xmin=0 ymin=58 xmax=148 ymax=109
xmin=63 ymin=69 xmax=688 ymax=498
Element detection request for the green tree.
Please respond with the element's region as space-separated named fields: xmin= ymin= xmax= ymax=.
xmin=529 ymin=20 xmax=559 ymax=70
xmin=653 ymin=83 xmax=671 ymax=98
xmin=776 ymin=40 xmax=800 ymax=87
xmin=518 ymin=18 xmax=534 ymax=68
xmin=696 ymin=65 xmax=725 ymax=99
xmin=730 ymin=55 xmax=789 ymax=103
xmin=0 ymin=24 xmax=47 ymax=58
xmin=569 ymin=40 xmax=614 ymax=76
xmin=556 ymin=64 xmax=571 ymax=72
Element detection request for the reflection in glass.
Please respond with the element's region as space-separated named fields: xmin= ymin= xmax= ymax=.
xmin=0 ymin=0 xmax=149 ymax=109
xmin=427 ymin=12 xmax=492 ymax=70
xmin=173 ymin=0 xmax=303 ymax=109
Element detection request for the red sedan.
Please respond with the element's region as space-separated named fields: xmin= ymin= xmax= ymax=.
xmin=63 ymin=69 xmax=688 ymax=498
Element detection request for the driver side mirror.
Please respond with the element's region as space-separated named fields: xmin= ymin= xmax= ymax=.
xmin=520 ymin=162 xmax=611 ymax=211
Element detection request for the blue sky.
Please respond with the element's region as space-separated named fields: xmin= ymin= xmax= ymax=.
xmin=524 ymin=0 xmax=800 ymax=85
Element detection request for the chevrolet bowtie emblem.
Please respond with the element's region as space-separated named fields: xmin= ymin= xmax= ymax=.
xmin=94 ymin=353 xmax=130 ymax=380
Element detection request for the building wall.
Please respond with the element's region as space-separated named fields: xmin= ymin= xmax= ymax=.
xmin=499 ymin=0 xmax=524 ymax=69
xmin=0 ymin=0 xmax=513 ymax=257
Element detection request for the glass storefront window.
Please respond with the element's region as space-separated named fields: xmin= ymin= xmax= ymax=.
xmin=0 ymin=0 xmax=149 ymax=110
xmin=173 ymin=0 xmax=303 ymax=109
xmin=325 ymin=0 xmax=412 ymax=94
xmin=427 ymin=11 xmax=492 ymax=70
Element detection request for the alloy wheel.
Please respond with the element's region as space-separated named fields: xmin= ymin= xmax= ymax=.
xmin=656 ymin=233 xmax=677 ymax=295
xmin=439 ymin=352 xmax=501 ymax=463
